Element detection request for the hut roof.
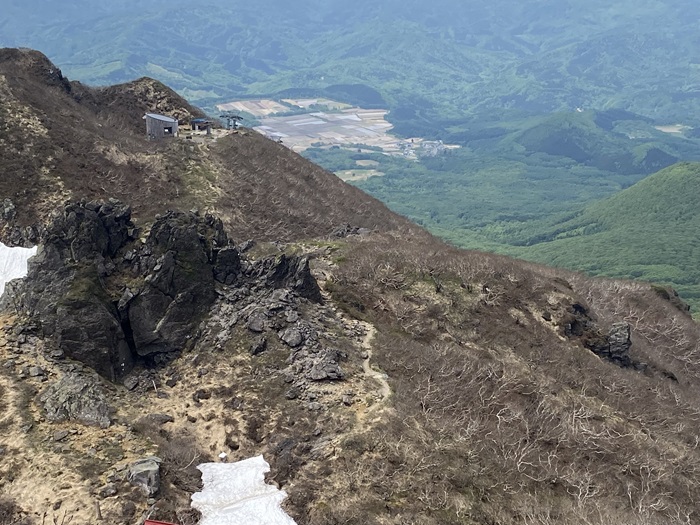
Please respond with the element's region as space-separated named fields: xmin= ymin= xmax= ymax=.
xmin=143 ymin=113 xmax=177 ymax=123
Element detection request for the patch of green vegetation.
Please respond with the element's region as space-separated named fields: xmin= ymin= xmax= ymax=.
xmin=305 ymin=110 xmax=699 ymax=248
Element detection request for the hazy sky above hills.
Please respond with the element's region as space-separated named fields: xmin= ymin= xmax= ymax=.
xmin=3 ymin=0 xmax=696 ymax=37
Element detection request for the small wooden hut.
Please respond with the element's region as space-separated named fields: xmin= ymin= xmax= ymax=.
xmin=143 ymin=113 xmax=179 ymax=139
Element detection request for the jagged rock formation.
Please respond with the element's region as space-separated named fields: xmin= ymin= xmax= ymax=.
xmin=5 ymin=200 xmax=323 ymax=380
xmin=562 ymin=302 xmax=649 ymax=369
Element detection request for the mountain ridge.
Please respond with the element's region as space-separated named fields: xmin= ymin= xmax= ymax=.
xmin=0 ymin=48 xmax=417 ymax=244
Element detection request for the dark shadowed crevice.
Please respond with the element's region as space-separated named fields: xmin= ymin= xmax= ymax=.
xmin=118 ymin=305 xmax=138 ymax=356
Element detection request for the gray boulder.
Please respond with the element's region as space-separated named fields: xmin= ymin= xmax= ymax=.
xmin=249 ymin=337 xmax=267 ymax=356
xmin=279 ymin=327 xmax=304 ymax=348
xmin=128 ymin=457 xmax=162 ymax=496
xmin=247 ymin=310 xmax=267 ymax=333
xmin=309 ymin=348 xmax=345 ymax=381
xmin=40 ymin=372 xmax=112 ymax=428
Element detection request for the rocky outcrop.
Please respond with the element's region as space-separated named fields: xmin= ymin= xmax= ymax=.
xmin=608 ymin=322 xmax=632 ymax=358
xmin=563 ymin=304 xmax=638 ymax=368
xmin=124 ymin=210 xmax=223 ymax=356
xmin=213 ymin=247 xmax=241 ymax=285
xmin=4 ymin=201 xmax=237 ymax=379
xmin=330 ymin=224 xmax=371 ymax=238
xmin=40 ymin=372 xmax=112 ymax=428
xmin=9 ymin=200 xmax=138 ymax=379
xmin=588 ymin=322 xmax=636 ymax=368
xmin=3 ymin=199 xmax=326 ymax=382
xmin=250 ymin=254 xmax=322 ymax=303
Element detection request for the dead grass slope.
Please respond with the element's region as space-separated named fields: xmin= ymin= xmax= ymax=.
xmin=1 ymin=225 xmax=699 ymax=525
xmin=309 ymin=233 xmax=700 ymax=525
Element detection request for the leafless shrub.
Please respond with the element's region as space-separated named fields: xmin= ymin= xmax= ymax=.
xmin=158 ymin=435 xmax=205 ymax=493
xmin=319 ymin=235 xmax=700 ymax=523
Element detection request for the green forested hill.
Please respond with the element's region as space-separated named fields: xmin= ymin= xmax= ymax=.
xmin=2 ymin=0 xmax=699 ymax=123
xmin=342 ymin=109 xmax=700 ymax=245
xmin=509 ymin=162 xmax=700 ymax=311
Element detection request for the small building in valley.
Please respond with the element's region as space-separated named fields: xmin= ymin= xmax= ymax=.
xmin=143 ymin=113 xmax=178 ymax=139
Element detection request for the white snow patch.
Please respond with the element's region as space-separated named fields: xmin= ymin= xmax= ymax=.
xmin=0 ymin=242 xmax=37 ymax=297
xmin=191 ymin=455 xmax=298 ymax=525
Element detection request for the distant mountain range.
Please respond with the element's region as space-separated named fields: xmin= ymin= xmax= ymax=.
xmin=3 ymin=0 xmax=699 ymax=124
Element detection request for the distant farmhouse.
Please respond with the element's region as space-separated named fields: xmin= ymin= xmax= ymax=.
xmin=143 ymin=113 xmax=178 ymax=139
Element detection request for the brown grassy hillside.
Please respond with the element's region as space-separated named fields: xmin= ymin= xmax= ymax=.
xmin=0 ymin=48 xmax=416 ymax=243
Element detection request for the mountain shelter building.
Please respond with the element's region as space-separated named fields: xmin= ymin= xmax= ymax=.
xmin=143 ymin=113 xmax=178 ymax=139
xmin=190 ymin=117 xmax=213 ymax=131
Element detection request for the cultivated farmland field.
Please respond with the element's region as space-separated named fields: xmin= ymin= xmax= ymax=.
xmin=216 ymin=98 xmax=457 ymax=159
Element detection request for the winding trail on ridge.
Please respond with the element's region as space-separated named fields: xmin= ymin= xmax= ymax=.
xmin=357 ymin=322 xmax=391 ymax=400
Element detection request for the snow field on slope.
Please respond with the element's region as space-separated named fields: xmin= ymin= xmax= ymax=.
xmin=191 ymin=455 xmax=297 ymax=525
xmin=0 ymin=242 xmax=37 ymax=297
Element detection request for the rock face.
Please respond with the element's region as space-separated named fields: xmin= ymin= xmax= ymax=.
xmin=251 ymin=254 xmax=323 ymax=303
xmin=125 ymin=211 xmax=222 ymax=356
xmin=608 ymin=322 xmax=632 ymax=358
xmin=8 ymin=201 xmax=139 ymax=379
xmin=6 ymin=201 xmax=231 ymax=379
xmin=563 ymin=304 xmax=637 ymax=368
xmin=40 ymin=372 xmax=112 ymax=428
xmin=3 ymin=199 xmax=325 ymax=382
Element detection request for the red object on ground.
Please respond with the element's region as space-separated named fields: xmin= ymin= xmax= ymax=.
xmin=145 ymin=521 xmax=179 ymax=525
